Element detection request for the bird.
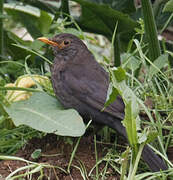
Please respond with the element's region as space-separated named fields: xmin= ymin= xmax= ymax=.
xmin=38 ymin=33 xmax=167 ymax=172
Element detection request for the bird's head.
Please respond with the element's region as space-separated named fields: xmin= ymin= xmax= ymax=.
xmin=38 ymin=33 xmax=87 ymax=61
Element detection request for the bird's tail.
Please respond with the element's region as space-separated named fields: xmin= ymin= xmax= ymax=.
xmin=110 ymin=119 xmax=168 ymax=172
xmin=142 ymin=145 xmax=167 ymax=172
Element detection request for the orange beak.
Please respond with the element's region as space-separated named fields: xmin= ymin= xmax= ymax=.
xmin=38 ymin=37 xmax=62 ymax=48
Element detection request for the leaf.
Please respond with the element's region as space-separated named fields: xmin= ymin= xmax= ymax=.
xmin=123 ymin=101 xmax=138 ymax=149
xmin=4 ymin=3 xmax=42 ymax=38
xmin=5 ymin=92 xmax=85 ymax=137
xmin=4 ymin=3 xmax=40 ymax=17
xmin=163 ymin=0 xmax=173 ymax=12
xmin=110 ymin=68 xmax=138 ymax=113
xmin=148 ymin=54 xmax=168 ymax=79
xmin=87 ymin=0 xmax=136 ymax=14
xmin=121 ymin=53 xmax=141 ymax=71
xmin=31 ymin=149 xmax=42 ymax=159
xmin=109 ymin=67 xmax=139 ymax=159
xmin=21 ymin=0 xmax=60 ymax=14
xmin=4 ymin=3 xmax=52 ymax=38
xmin=113 ymin=67 xmax=126 ymax=82
xmin=104 ymin=83 xmax=119 ymax=108
xmin=73 ymin=0 xmax=138 ymax=39
xmin=38 ymin=10 xmax=52 ymax=34
xmin=4 ymin=30 xmax=33 ymax=61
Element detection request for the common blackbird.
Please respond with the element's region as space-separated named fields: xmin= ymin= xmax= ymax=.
xmin=38 ymin=33 xmax=167 ymax=172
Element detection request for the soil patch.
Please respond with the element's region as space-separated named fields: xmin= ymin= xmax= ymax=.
xmin=0 ymin=134 xmax=120 ymax=180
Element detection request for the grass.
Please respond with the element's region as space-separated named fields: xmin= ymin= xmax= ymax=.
xmin=0 ymin=126 xmax=43 ymax=155
xmin=0 ymin=7 xmax=173 ymax=180
xmin=0 ymin=155 xmax=67 ymax=180
xmin=1 ymin=34 xmax=173 ymax=179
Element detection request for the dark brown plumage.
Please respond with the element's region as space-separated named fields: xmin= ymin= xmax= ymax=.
xmin=38 ymin=33 xmax=167 ymax=172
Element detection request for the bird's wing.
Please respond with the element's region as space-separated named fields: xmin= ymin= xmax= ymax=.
xmin=65 ymin=63 xmax=125 ymax=120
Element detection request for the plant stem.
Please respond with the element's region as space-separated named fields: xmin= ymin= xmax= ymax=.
xmin=129 ymin=143 xmax=144 ymax=180
xmin=0 ymin=0 xmax=4 ymax=61
xmin=114 ymin=36 xmax=121 ymax=67
xmin=61 ymin=0 xmax=70 ymax=20
xmin=160 ymin=13 xmax=173 ymax=34
xmin=153 ymin=0 xmax=165 ymax=17
xmin=141 ymin=0 xmax=161 ymax=62
xmin=67 ymin=136 xmax=81 ymax=173
xmin=111 ymin=21 xmax=120 ymax=67
xmin=94 ymin=135 xmax=99 ymax=180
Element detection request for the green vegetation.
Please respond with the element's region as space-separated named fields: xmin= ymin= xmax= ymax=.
xmin=0 ymin=0 xmax=173 ymax=179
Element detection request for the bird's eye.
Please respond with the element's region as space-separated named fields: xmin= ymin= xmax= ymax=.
xmin=63 ymin=40 xmax=70 ymax=45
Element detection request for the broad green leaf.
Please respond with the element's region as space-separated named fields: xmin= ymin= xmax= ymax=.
xmin=123 ymin=101 xmax=138 ymax=150
xmin=4 ymin=30 xmax=33 ymax=61
xmin=121 ymin=53 xmax=141 ymax=71
xmin=148 ymin=54 xmax=168 ymax=79
xmin=73 ymin=0 xmax=138 ymax=39
xmin=109 ymin=67 xmax=139 ymax=158
xmin=2 ymin=31 xmax=33 ymax=78
xmin=163 ymin=0 xmax=173 ymax=12
xmin=38 ymin=10 xmax=52 ymax=34
xmin=4 ymin=3 xmax=52 ymax=38
xmin=113 ymin=67 xmax=126 ymax=82
xmin=86 ymin=0 xmax=136 ymax=14
xmin=31 ymin=149 xmax=42 ymax=159
xmin=4 ymin=3 xmax=40 ymax=17
xmin=104 ymin=83 xmax=119 ymax=108
xmin=21 ymin=0 xmax=60 ymax=14
xmin=4 ymin=3 xmax=41 ymax=38
xmin=5 ymin=92 xmax=85 ymax=137
xmin=111 ymin=68 xmax=139 ymax=117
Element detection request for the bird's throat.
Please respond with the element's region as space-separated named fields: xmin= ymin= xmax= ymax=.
xmin=53 ymin=47 xmax=78 ymax=62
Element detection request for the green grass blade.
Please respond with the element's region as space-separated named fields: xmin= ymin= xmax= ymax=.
xmin=141 ymin=0 xmax=161 ymax=61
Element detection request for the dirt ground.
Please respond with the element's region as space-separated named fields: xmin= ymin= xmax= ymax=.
xmin=0 ymin=133 xmax=121 ymax=180
xmin=0 ymin=132 xmax=173 ymax=179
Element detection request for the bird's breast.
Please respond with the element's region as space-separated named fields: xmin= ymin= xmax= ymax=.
xmin=51 ymin=66 xmax=78 ymax=109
